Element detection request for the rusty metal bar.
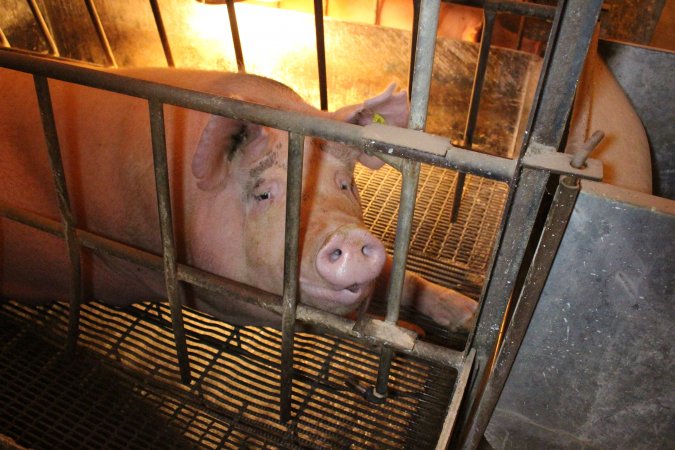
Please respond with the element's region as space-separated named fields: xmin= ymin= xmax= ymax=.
xmin=26 ymin=0 xmax=59 ymax=56
xmin=451 ymin=8 xmax=497 ymax=223
xmin=32 ymin=75 xmax=82 ymax=352
xmin=149 ymin=0 xmax=175 ymax=67
xmin=0 ymin=50 xmax=517 ymax=181
xmin=373 ymin=0 xmax=440 ymax=399
xmin=148 ymin=100 xmax=191 ymax=384
xmin=225 ymin=0 xmax=245 ymax=72
xmin=460 ymin=176 xmax=580 ymax=449
xmin=279 ymin=131 xmax=304 ymax=423
xmin=84 ymin=0 xmax=117 ymax=67
xmin=313 ymin=0 xmax=328 ymax=110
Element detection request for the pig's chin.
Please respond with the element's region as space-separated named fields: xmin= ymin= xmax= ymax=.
xmin=300 ymin=279 xmax=371 ymax=314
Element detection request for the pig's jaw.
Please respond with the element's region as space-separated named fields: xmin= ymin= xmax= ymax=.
xmin=300 ymin=278 xmax=373 ymax=313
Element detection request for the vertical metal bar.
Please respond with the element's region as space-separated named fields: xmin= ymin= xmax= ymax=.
xmin=374 ymin=0 xmax=439 ymax=398
xmin=450 ymin=9 xmax=496 ymax=223
xmin=279 ymin=131 xmax=304 ymax=423
xmin=149 ymin=0 xmax=175 ymax=67
xmin=84 ymin=0 xmax=118 ymax=67
xmin=148 ymin=100 xmax=191 ymax=384
xmin=226 ymin=0 xmax=245 ymax=72
xmin=460 ymin=176 xmax=580 ymax=449
xmin=26 ymin=0 xmax=59 ymax=56
xmin=408 ymin=0 xmax=420 ymax=98
xmin=313 ymin=0 xmax=328 ymax=110
xmin=0 ymin=27 xmax=9 ymax=47
xmin=33 ymin=75 xmax=82 ymax=352
xmin=460 ymin=0 xmax=604 ymax=441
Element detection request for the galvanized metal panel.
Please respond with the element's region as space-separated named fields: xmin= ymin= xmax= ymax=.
xmin=485 ymin=181 xmax=675 ymax=449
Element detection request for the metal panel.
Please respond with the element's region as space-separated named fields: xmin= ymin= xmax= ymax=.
xmin=598 ymin=40 xmax=675 ymax=200
xmin=485 ymin=181 xmax=675 ymax=449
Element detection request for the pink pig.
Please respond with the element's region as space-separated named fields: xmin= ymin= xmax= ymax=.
xmin=0 ymin=67 xmax=477 ymax=332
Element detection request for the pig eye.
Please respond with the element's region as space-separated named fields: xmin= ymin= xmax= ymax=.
xmin=339 ymin=180 xmax=349 ymax=190
xmin=254 ymin=191 xmax=271 ymax=202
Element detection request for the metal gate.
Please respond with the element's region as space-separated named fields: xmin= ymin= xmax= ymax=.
xmin=0 ymin=1 xmax=609 ymax=448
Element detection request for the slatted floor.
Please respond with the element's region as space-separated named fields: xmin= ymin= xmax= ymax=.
xmin=0 ymin=165 xmax=508 ymax=449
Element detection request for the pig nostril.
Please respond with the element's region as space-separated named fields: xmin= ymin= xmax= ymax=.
xmin=329 ymin=248 xmax=342 ymax=263
xmin=362 ymin=245 xmax=372 ymax=257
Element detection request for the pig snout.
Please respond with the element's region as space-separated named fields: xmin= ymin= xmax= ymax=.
xmin=315 ymin=225 xmax=386 ymax=294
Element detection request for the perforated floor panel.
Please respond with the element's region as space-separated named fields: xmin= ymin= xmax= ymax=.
xmin=0 ymin=165 xmax=508 ymax=449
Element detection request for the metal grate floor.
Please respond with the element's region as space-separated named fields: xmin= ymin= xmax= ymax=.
xmin=0 ymin=164 xmax=508 ymax=449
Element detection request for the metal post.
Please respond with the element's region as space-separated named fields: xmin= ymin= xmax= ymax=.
xmin=84 ymin=0 xmax=118 ymax=67
xmin=313 ymin=0 xmax=328 ymax=110
xmin=373 ymin=0 xmax=440 ymax=399
xmin=26 ymin=0 xmax=59 ymax=56
xmin=451 ymin=8 xmax=497 ymax=223
xmin=148 ymin=100 xmax=191 ymax=383
xmin=460 ymin=176 xmax=580 ymax=449
xmin=225 ymin=0 xmax=245 ymax=72
xmin=149 ymin=0 xmax=175 ymax=67
xmin=460 ymin=0 xmax=605 ymax=442
xmin=32 ymin=75 xmax=82 ymax=352
xmin=279 ymin=131 xmax=304 ymax=423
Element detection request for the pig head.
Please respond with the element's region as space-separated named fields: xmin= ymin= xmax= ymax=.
xmin=186 ymin=81 xmax=408 ymax=318
xmin=0 ymin=68 xmax=477 ymax=332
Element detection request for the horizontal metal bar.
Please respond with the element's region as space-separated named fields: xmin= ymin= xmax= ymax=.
xmin=363 ymin=124 xmax=516 ymax=181
xmin=0 ymin=202 xmax=464 ymax=368
xmin=0 ymin=49 xmax=515 ymax=182
xmin=522 ymin=150 xmax=602 ymax=181
xmin=484 ymin=1 xmax=556 ymax=20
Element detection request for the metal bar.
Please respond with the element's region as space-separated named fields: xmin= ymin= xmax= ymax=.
xmin=484 ymin=0 xmax=556 ymax=20
xmin=148 ymin=100 xmax=191 ymax=384
xmin=149 ymin=0 xmax=175 ymax=67
xmin=0 ymin=50 xmax=517 ymax=181
xmin=313 ymin=0 xmax=328 ymax=110
xmin=374 ymin=0 xmax=440 ymax=398
xmin=32 ymin=75 xmax=81 ymax=352
xmin=279 ymin=131 xmax=304 ymax=423
xmin=0 ymin=27 xmax=9 ymax=47
xmin=84 ymin=0 xmax=117 ymax=67
xmin=436 ymin=349 xmax=476 ymax=450
xmin=451 ymin=8 xmax=497 ymax=223
xmin=225 ymin=0 xmax=245 ymax=72
xmin=528 ymin=1 xmax=603 ymax=149
xmin=461 ymin=176 xmax=580 ymax=449
xmin=460 ymin=0 xmax=605 ymax=442
xmin=26 ymin=0 xmax=59 ymax=56
xmin=408 ymin=0 xmax=420 ymax=97
xmin=0 ymin=201 xmax=465 ymax=368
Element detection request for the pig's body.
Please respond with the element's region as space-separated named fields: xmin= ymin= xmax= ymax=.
xmin=0 ymin=67 xmax=477 ymax=331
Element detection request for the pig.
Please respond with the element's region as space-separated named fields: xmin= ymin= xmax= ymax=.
xmin=0 ymin=67 xmax=478 ymax=333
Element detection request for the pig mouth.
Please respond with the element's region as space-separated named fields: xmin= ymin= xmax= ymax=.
xmin=300 ymin=279 xmax=369 ymax=307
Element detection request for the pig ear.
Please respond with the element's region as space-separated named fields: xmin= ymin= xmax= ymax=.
xmin=332 ymin=83 xmax=409 ymax=128
xmin=192 ymin=115 xmax=268 ymax=191
xmin=332 ymin=84 xmax=409 ymax=170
